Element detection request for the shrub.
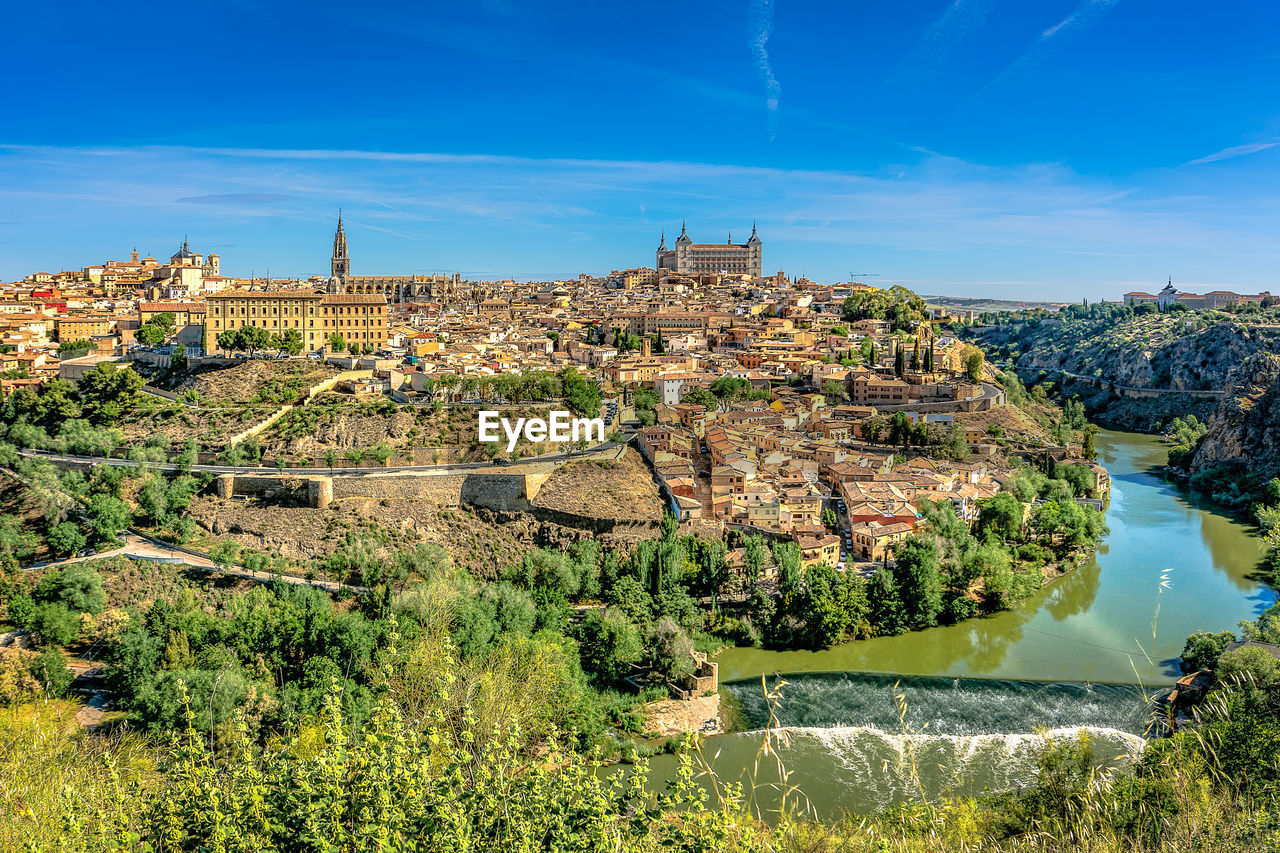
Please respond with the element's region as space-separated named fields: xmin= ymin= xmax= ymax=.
xmin=27 ymin=648 xmax=73 ymax=697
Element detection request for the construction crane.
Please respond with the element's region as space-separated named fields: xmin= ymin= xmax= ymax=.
xmin=849 ymin=272 xmax=881 ymax=278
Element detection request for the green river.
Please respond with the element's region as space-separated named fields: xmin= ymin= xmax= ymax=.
xmin=652 ymin=430 xmax=1278 ymax=817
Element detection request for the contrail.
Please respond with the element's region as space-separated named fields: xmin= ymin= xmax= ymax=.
xmin=1040 ymin=0 xmax=1121 ymax=42
xmin=896 ymin=0 xmax=998 ymax=79
xmin=994 ymin=0 xmax=1122 ymax=83
xmin=748 ymin=0 xmax=781 ymax=140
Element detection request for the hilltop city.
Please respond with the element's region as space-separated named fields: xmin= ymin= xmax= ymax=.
xmin=0 ymin=216 xmax=1121 ymax=581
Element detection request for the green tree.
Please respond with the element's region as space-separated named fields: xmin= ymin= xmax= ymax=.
xmin=239 ymin=325 xmax=271 ymax=355
xmin=682 ymin=386 xmax=718 ymax=410
xmin=820 ymin=379 xmax=847 ymax=402
xmin=558 ymin=366 xmax=602 ymax=417
xmin=862 ymin=414 xmax=885 ymax=444
xmin=209 ymin=539 xmax=241 ymax=572
xmin=771 ymin=540 xmax=803 ymax=605
xmin=1215 ymin=645 xmax=1280 ymax=689
xmin=961 ymin=345 xmax=985 ymax=382
xmin=867 ymin=567 xmax=906 ymax=635
xmin=26 ymin=602 xmax=82 ymax=645
xmin=85 ymin=494 xmax=131 ymax=544
xmin=56 ymin=339 xmax=93 ymax=358
xmin=891 ymin=536 xmax=944 ymax=629
xmin=1082 ymin=425 xmax=1098 ymax=460
xmin=216 ymin=328 xmax=239 ymax=351
xmin=708 ymin=376 xmax=752 ymax=409
xmin=27 ymin=648 xmax=73 ymax=697
xmin=274 ymin=328 xmax=304 ymax=356
xmin=572 ymin=609 xmax=643 ymax=687
xmin=46 ymin=521 xmax=86 ymax=557
xmin=34 ymin=562 xmax=105 ymax=614
xmin=741 ymin=534 xmax=768 ymax=588
xmin=77 ymin=362 xmax=143 ymax=425
xmin=976 ymin=492 xmax=1025 ymax=542
xmin=135 ymin=323 xmax=167 ymax=347
xmin=1180 ymin=630 xmax=1235 ymax=674
xmin=646 ymin=616 xmax=695 ymax=681
xmin=802 ymin=562 xmax=867 ymax=648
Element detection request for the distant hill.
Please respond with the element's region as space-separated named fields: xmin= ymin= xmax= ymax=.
xmin=923 ymin=295 xmax=1072 ymax=312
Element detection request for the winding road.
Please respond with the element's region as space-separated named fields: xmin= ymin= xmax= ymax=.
xmin=16 ymin=432 xmax=636 ymax=477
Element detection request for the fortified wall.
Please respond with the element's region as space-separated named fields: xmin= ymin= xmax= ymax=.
xmin=215 ymin=468 xmax=556 ymax=513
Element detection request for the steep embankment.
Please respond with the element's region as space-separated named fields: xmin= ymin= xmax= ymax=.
xmin=1187 ymin=353 xmax=1280 ymax=483
xmin=975 ymin=314 xmax=1280 ymax=430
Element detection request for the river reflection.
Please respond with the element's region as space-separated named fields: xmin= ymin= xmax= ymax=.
xmin=715 ymin=430 xmax=1276 ymax=685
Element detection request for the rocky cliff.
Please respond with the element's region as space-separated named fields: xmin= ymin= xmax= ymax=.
xmin=1187 ymin=353 xmax=1280 ymax=483
xmin=974 ymin=314 xmax=1280 ymax=431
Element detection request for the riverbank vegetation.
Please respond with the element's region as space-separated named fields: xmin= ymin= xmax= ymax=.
xmin=0 ymin=475 xmax=1107 ymax=763
xmin=2 ymin=632 xmax=1279 ymax=852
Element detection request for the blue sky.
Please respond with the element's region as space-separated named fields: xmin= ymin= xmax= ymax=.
xmin=3 ymin=0 xmax=1279 ymax=300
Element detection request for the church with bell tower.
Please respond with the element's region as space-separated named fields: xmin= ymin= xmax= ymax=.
xmin=322 ymin=212 xmax=493 ymax=306
xmin=328 ymin=211 xmax=350 ymax=293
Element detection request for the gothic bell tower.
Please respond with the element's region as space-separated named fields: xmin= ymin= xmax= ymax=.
xmin=331 ymin=211 xmax=350 ymax=284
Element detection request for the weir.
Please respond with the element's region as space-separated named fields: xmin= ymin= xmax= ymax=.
xmin=723 ymin=672 xmax=1158 ymax=736
xmin=689 ymin=725 xmax=1146 ymax=816
xmin=642 ymin=673 xmax=1155 ymax=818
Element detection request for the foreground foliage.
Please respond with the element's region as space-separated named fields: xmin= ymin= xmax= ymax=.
xmin=4 ymin=660 xmax=1280 ymax=853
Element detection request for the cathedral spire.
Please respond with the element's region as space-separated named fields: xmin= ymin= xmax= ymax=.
xmin=331 ymin=211 xmax=350 ymax=286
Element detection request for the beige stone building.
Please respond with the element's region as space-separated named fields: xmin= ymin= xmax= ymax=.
xmin=204 ymin=290 xmax=387 ymax=353
xmin=656 ymin=223 xmax=762 ymax=277
xmin=56 ymin=315 xmax=116 ymax=342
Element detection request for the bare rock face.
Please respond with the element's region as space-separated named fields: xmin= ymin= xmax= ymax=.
xmin=1189 ymin=353 xmax=1280 ymax=477
xmin=997 ymin=316 xmax=1280 ymax=431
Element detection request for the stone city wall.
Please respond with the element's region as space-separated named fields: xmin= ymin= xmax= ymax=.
xmin=216 ymin=474 xmax=332 ymax=508
xmin=215 ymin=469 xmax=548 ymax=512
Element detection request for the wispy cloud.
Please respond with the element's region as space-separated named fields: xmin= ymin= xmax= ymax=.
xmin=892 ymin=0 xmax=997 ymax=80
xmin=1041 ymin=0 xmax=1120 ymax=41
xmin=0 ymin=143 xmax=1277 ymax=292
xmin=748 ymin=0 xmax=782 ymax=140
xmin=1185 ymin=139 xmax=1280 ymax=166
xmin=995 ymin=0 xmax=1122 ymax=83
xmin=177 ymin=192 xmax=293 ymax=205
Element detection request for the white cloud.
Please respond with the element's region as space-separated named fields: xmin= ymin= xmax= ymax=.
xmin=1 ymin=143 xmax=1277 ymax=293
xmin=1185 ymin=139 xmax=1280 ymax=166
xmin=995 ymin=0 xmax=1122 ymax=83
xmin=1041 ymin=0 xmax=1121 ymax=41
xmin=893 ymin=0 xmax=997 ymax=79
xmin=748 ymin=0 xmax=782 ymax=139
